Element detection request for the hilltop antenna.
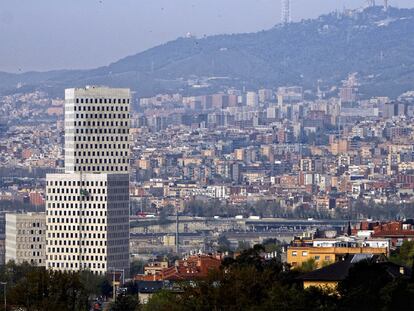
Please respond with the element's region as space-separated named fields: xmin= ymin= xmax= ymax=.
xmin=281 ymin=0 xmax=291 ymax=24
xmin=366 ymin=0 xmax=375 ymax=7
xmin=383 ymin=0 xmax=388 ymax=11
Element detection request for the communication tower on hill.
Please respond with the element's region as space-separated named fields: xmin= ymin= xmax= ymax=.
xmin=365 ymin=0 xmax=388 ymax=10
xmin=281 ymin=0 xmax=291 ymax=24
xmin=366 ymin=0 xmax=375 ymax=7
xmin=383 ymin=0 xmax=389 ymax=11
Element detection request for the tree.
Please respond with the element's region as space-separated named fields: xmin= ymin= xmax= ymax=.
xmin=0 ymin=263 xmax=118 ymax=311
xmin=184 ymin=200 xmax=205 ymax=217
xmin=223 ymin=244 xmax=266 ymax=271
xmin=109 ymin=294 xmax=140 ymax=311
xmin=79 ymin=270 xmax=107 ymax=298
xmin=130 ymin=260 xmax=145 ymax=277
xmin=217 ymin=235 xmax=231 ymax=252
xmin=158 ymin=205 xmax=173 ymax=226
xmin=390 ymin=240 xmax=414 ymax=267
xmin=379 ymin=279 xmax=414 ymax=311
xmin=298 ymin=258 xmax=318 ymax=273
xmin=236 ymin=240 xmax=251 ymax=252
xmin=338 ymin=260 xmax=393 ymax=310
xmin=262 ymin=238 xmax=282 ymax=253
xmin=143 ymin=290 xmax=180 ymax=311
xmin=7 ymin=268 xmax=89 ymax=311
xmin=4 ymin=246 xmax=414 ymax=311
xmin=100 ymin=278 xmax=113 ymax=298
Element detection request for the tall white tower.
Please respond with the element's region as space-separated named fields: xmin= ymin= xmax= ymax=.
xmin=281 ymin=0 xmax=291 ymax=24
xmin=46 ymin=86 xmax=131 ymax=275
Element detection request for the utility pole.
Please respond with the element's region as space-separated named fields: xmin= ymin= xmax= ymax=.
xmin=110 ymin=268 xmax=125 ymax=302
xmin=112 ymin=270 xmax=116 ymax=302
xmin=176 ymin=212 xmax=179 ymax=254
xmin=79 ymin=171 xmax=83 ymax=271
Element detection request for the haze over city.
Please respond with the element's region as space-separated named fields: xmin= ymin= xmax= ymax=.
xmin=1 ymin=0 xmax=413 ymax=72
xmin=2 ymin=1 xmax=414 ymax=310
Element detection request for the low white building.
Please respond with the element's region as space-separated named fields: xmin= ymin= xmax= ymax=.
xmin=312 ymin=236 xmax=389 ymax=250
xmin=5 ymin=212 xmax=46 ymax=266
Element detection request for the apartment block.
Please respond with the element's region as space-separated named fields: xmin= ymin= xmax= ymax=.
xmin=5 ymin=212 xmax=46 ymax=266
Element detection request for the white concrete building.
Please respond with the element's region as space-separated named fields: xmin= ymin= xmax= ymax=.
xmin=5 ymin=212 xmax=46 ymax=266
xmin=312 ymin=237 xmax=389 ymax=250
xmin=258 ymin=89 xmax=273 ymax=103
xmin=246 ymin=91 xmax=259 ymax=107
xmin=46 ymin=86 xmax=130 ymax=275
xmin=64 ymin=87 xmax=130 ymax=174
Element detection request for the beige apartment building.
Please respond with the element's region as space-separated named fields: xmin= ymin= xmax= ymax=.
xmin=5 ymin=212 xmax=46 ymax=266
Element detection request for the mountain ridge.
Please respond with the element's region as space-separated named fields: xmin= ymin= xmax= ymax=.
xmin=1 ymin=6 xmax=414 ymax=99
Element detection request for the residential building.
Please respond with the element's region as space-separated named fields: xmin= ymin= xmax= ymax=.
xmin=246 ymin=92 xmax=259 ymax=107
xmin=135 ymin=254 xmax=221 ymax=281
xmin=5 ymin=212 xmax=46 ymax=266
xmin=144 ymin=260 xmax=169 ymax=276
xmin=354 ymin=220 xmax=414 ymax=248
xmin=298 ymin=254 xmax=410 ymax=290
xmin=287 ymin=236 xmax=389 ymax=268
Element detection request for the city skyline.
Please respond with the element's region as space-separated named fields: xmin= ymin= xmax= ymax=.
xmin=1 ymin=0 xmax=413 ymax=73
xmin=2 ymin=0 xmax=414 ymax=309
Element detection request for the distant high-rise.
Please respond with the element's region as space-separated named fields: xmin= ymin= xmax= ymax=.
xmin=277 ymin=86 xmax=303 ymax=105
xmin=46 ymin=86 xmax=130 ymax=275
xmin=258 ymin=89 xmax=273 ymax=103
xmin=246 ymin=91 xmax=259 ymax=107
xmin=339 ymin=87 xmax=358 ymax=104
xmin=281 ymin=0 xmax=291 ymax=24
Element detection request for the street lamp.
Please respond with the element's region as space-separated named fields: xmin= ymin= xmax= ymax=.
xmin=0 ymin=282 xmax=6 ymax=311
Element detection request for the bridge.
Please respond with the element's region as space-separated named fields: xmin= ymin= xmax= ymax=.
xmin=130 ymin=216 xmax=352 ymax=235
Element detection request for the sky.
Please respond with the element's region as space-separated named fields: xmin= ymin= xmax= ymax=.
xmin=1 ymin=0 xmax=413 ymax=73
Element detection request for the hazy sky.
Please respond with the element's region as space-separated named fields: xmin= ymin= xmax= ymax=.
xmin=1 ymin=0 xmax=413 ymax=73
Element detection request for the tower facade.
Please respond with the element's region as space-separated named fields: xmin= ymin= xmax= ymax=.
xmin=46 ymin=86 xmax=130 ymax=275
xmin=64 ymin=87 xmax=130 ymax=174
